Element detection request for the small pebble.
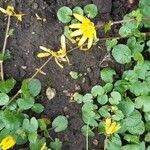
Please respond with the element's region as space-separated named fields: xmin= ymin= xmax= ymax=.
xmin=46 ymin=87 xmax=56 ymax=100
xmin=93 ymin=139 xmax=98 ymax=146
xmin=32 ymin=3 xmax=38 ymax=9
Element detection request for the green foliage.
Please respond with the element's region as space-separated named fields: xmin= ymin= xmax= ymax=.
xmin=73 ymin=3 xmax=150 ymax=147
xmin=52 ymin=116 xmax=68 ymax=132
xmin=106 ymin=39 xmax=118 ymax=51
xmin=50 ymin=138 xmax=62 ymax=150
xmin=73 ymin=7 xmax=84 ymax=16
xmin=83 ymin=4 xmax=98 ymax=18
xmin=112 ymin=44 xmax=132 ymax=64
xmin=57 ymin=6 xmax=72 ymax=23
xmin=139 ymin=0 xmax=150 ymax=27
xmin=0 ymin=77 xmax=68 ymax=149
xmin=69 ymin=71 xmax=79 ymax=79
xmin=101 ymin=67 xmax=116 ymax=83
xmin=104 ymin=21 xmax=112 ymax=33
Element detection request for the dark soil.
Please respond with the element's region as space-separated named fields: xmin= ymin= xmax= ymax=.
xmin=0 ymin=0 xmax=138 ymax=149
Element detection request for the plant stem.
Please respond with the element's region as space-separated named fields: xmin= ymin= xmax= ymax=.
xmin=2 ymin=56 xmax=53 ymax=109
xmin=104 ymin=136 xmax=108 ymax=150
xmin=86 ymin=120 xmax=90 ymax=150
xmin=0 ymin=16 xmax=11 ymax=80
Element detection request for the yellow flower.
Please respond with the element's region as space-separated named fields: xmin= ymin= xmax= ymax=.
xmin=69 ymin=13 xmax=98 ymax=50
xmin=0 ymin=5 xmax=24 ymax=21
xmin=105 ymin=118 xmax=120 ymax=135
xmin=37 ymin=35 xmax=69 ymax=68
xmin=0 ymin=135 xmax=15 ymax=150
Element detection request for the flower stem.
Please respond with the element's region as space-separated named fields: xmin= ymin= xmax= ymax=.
xmin=2 ymin=56 xmax=53 ymax=109
xmin=104 ymin=136 xmax=108 ymax=150
xmin=0 ymin=16 xmax=11 ymax=80
xmin=86 ymin=120 xmax=90 ymax=150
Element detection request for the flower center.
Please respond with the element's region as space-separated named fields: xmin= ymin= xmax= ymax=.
xmin=80 ymin=18 xmax=95 ymax=38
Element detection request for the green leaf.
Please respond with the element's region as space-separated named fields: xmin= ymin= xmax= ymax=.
xmin=124 ymin=134 xmax=140 ymax=144
xmin=0 ymin=79 xmax=16 ymax=93
xmin=50 ymin=138 xmax=62 ymax=150
xmin=84 ymin=4 xmax=98 ymax=18
xmin=119 ymin=9 xmax=142 ymax=37
xmin=73 ymin=92 xmax=83 ymax=104
xmin=81 ymin=125 xmax=95 ymax=137
xmin=28 ymin=79 xmax=41 ymax=97
xmin=82 ymin=93 xmax=93 ymax=103
xmin=111 ymin=134 xmax=122 ymax=146
xmin=97 ymin=94 xmax=108 ymax=105
xmin=23 ymin=117 xmax=38 ymax=133
xmin=52 ymin=116 xmax=68 ymax=132
xmin=69 ymin=71 xmax=79 ymax=79
xmin=128 ymin=121 xmax=145 ymax=135
xmin=124 ymin=110 xmax=142 ymax=127
xmin=106 ymin=38 xmax=118 ymax=51
xmin=144 ymin=112 xmax=150 ymax=122
xmin=130 ymin=81 xmax=149 ymax=96
xmin=145 ymin=132 xmax=150 ymax=142
xmin=101 ymin=67 xmax=116 ymax=83
xmin=112 ymin=110 xmax=124 ymax=121
xmin=31 ymin=103 xmax=44 ymax=113
xmin=98 ymin=122 xmax=105 ymax=133
xmin=91 ymin=85 xmax=104 ymax=97
xmin=0 ymin=93 xmax=9 ymax=106
xmin=139 ymin=0 xmax=150 ymax=27
xmin=127 ymin=37 xmax=144 ymax=53
xmin=107 ymin=140 xmax=121 ymax=150
xmin=98 ymin=106 xmax=110 ymax=118
xmin=103 ymin=83 xmax=113 ymax=93
xmin=57 ymin=6 xmax=72 ymax=23
xmin=8 ymin=28 xmax=15 ymax=37
xmin=29 ymin=138 xmax=46 ymax=150
xmin=135 ymin=96 xmax=150 ymax=112
xmin=112 ymin=44 xmax=132 ymax=64
xmin=109 ymin=91 xmax=121 ymax=105
xmin=118 ymin=99 xmax=134 ymax=116
xmin=133 ymin=52 xmax=144 ymax=64
xmin=2 ymin=109 xmax=23 ymax=130
xmin=104 ymin=21 xmax=112 ymax=33
xmin=28 ymin=132 xmax=37 ymax=143
xmin=122 ymin=142 xmax=145 ymax=150
xmin=17 ymin=97 xmax=35 ymax=110
xmin=72 ymin=7 xmax=84 ymax=16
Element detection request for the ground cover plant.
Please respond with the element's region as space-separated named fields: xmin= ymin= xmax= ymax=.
xmin=0 ymin=0 xmax=149 ymax=149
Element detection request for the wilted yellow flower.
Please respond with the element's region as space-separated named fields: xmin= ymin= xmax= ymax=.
xmin=37 ymin=35 xmax=69 ymax=68
xmin=105 ymin=118 xmax=120 ymax=135
xmin=0 ymin=5 xmax=24 ymax=21
xmin=0 ymin=135 xmax=15 ymax=150
xmin=69 ymin=13 xmax=98 ymax=50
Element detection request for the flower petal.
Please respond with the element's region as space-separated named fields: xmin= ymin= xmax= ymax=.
xmin=78 ymin=36 xmax=87 ymax=47
xmin=69 ymin=23 xmax=81 ymax=29
xmin=113 ymin=124 xmax=121 ymax=133
xmin=55 ymin=58 xmax=63 ymax=68
xmin=37 ymin=52 xmax=50 ymax=58
xmin=0 ymin=7 xmax=7 ymax=14
xmin=87 ymin=38 xmax=93 ymax=49
xmin=61 ymin=35 xmax=66 ymax=51
xmin=73 ymin=13 xmax=85 ymax=22
xmin=70 ymin=29 xmax=83 ymax=37
xmin=39 ymin=46 xmax=51 ymax=52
